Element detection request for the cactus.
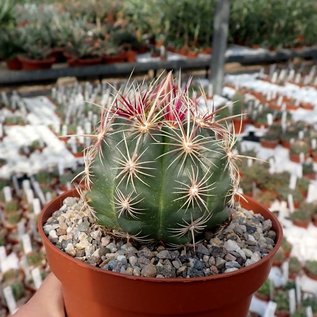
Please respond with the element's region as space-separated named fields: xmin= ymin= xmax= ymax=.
xmin=82 ymin=73 xmax=240 ymax=245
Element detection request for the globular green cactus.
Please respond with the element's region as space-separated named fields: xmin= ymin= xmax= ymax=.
xmin=83 ymin=73 xmax=240 ymax=245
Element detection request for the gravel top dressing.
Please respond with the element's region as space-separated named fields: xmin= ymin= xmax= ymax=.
xmin=44 ymin=197 xmax=276 ymax=278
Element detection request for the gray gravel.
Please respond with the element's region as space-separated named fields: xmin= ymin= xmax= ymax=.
xmin=44 ymin=197 xmax=276 ymax=278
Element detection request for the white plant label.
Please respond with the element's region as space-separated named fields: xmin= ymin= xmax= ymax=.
xmin=306 ymin=306 xmax=313 ymax=317
xmin=22 ymin=179 xmax=31 ymax=192
xmin=17 ymin=220 xmax=26 ymax=238
xmin=22 ymin=233 xmax=33 ymax=254
xmin=88 ymin=110 xmax=93 ymax=121
xmin=282 ymin=261 xmax=289 ymax=282
xmin=269 ymin=158 xmax=275 ymax=174
xmin=1 ymin=92 xmax=9 ymax=106
xmin=295 ymin=73 xmax=301 ymax=84
xmin=299 ymin=153 xmax=305 ymax=164
xmin=295 ymin=277 xmax=301 ymax=304
xmin=58 ymin=161 xmax=64 ymax=176
xmin=32 ymin=198 xmax=41 ymax=215
xmin=26 ymin=189 xmax=34 ymax=204
xmin=85 ymin=121 xmax=92 ymax=135
xmin=93 ymin=114 xmax=98 ymax=127
xmin=312 ymin=139 xmax=317 ymax=150
xmin=298 ymin=131 xmax=304 ymax=139
xmin=263 ymin=301 xmax=277 ymax=317
xmin=31 ymin=267 xmax=43 ymax=290
xmin=208 ymin=83 xmax=213 ymax=97
xmin=277 ymin=96 xmax=283 ymax=107
xmin=307 ymin=183 xmax=317 ymax=202
xmin=21 ymin=256 xmax=31 ymax=280
xmin=54 ymin=122 xmax=60 ymax=134
xmin=267 ymin=113 xmax=273 ymax=126
xmin=1 ymin=253 xmax=19 ymax=273
xmin=62 ymin=124 xmax=67 ymax=136
xmin=3 ymin=286 xmax=17 ymax=315
xmin=297 ymin=164 xmax=303 ymax=178
xmin=288 ymin=69 xmax=295 ymax=81
xmin=3 ymin=186 xmax=12 ymax=202
xmin=0 ymin=246 xmax=6 ymax=263
xmin=45 ymin=191 xmax=52 ymax=203
xmin=289 ymin=289 xmax=296 ymax=314
xmin=288 ymin=194 xmax=295 ymax=213
xmin=32 ymin=181 xmax=46 ymax=205
xmin=247 ymin=158 xmax=253 ymax=167
xmin=160 ymin=46 xmax=166 ymax=58
xmin=0 ymin=124 xmax=3 ymax=138
xmin=271 ymin=72 xmax=278 ymax=83
xmin=76 ymin=126 xmax=84 ymax=144
xmin=51 ymin=87 xmax=57 ymax=99
xmin=289 ymin=174 xmax=297 ymax=190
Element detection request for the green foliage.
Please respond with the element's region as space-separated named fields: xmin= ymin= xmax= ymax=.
xmin=257 ymin=279 xmax=271 ymax=297
xmin=305 ymin=260 xmax=317 ymax=276
xmin=289 ymin=256 xmax=301 ymax=275
xmin=4 ymin=200 xmax=18 ymax=214
xmin=3 ymin=115 xmax=26 ymax=125
xmin=86 ymin=73 xmax=237 ymax=245
xmin=27 ymin=250 xmax=44 ymax=267
xmin=11 ymin=281 xmax=25 ymax=301
xmin=303 ymin=296 xmax=317 ymax=313
xmin=275 ymin=289 xmax=289 ymax=312
xmin=0 ymin=0 xmax=16 ymax=27
xmin=18 ymin=23 xmax=52 ymax=59
xmin=281 ymin=237 xmax=292 ymax=254
xmin=125 ymin=0 xmax=214 ymax=49
xmin=290 ymin=209 xmax=311 ymax=221
xmin=230 ymin=0 xmax=317 ymax=48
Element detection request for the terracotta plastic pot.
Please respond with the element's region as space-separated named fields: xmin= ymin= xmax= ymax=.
xmin=292 ymin=218 xmax=310 ymax=229
xmin=38 ymin=190 xmax=283 ymax=317
xmin=103 ymin=52 xmax=127 ymax=64
xmin=275 ymin=311 xmax=290 ymax=317
xmin=254 ymin=292 xmax=270 ymax=302
xmin=232 ymin=118 xmax=246 ymax=134
xmin=67 ymin=56 xmax=103 ymax=67
xmin=304 ymin=268 xmax=317 ymax=281
xmin=48 ymin=48 xmax=66 ymax=63
xmin=19 ymin=56 xmax=55 ymax=70
xmin=6 ymin=57 xmax=22 ymax=70
xmin=260 ymin=139 xmax=279 ymax=149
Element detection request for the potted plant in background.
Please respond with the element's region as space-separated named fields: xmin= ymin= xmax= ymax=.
xmin=231 ymin=93 xmax=248 ymax=133
xmin=18 ymin=24 xmax=55 ymax=70
xmin=254 ymin=279 xmax=271 ymax=302
xmin=302 ymin=160 xmax=316 ymax=180
xmin=274 ymin=289 xmax=290 ymax=317
xmin=65 ymin=24 xmax=103 ymax=67
xmin=302 ymin=296 xmax=317 ymax=316
xmin=38 ymin=72 xmax=282 ymax=317
xmin=289 ymin=140 xmax=310 ymax=163
xmin=0 ymin=27 xmax=25 ymax=70
xmin=304 ymin=260 xmax=317 ymax=280
xmin=288 ymin=256 xmax=302 ymax=280
xmin=289 ymin=208 xmax=311 ymax=229
xmin=260 ymin=124 xmax=282 ymax=149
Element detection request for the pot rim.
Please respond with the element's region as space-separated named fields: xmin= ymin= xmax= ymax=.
xmin=38 ymin=189 xmax=283 ymax=284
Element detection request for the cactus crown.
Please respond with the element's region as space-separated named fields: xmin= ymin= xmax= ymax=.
xmin=81 ymin=72 xmax=240 ymax=245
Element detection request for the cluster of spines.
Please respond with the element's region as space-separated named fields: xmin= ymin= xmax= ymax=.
xmin=77 ymin=72 xmax=245 ymax=245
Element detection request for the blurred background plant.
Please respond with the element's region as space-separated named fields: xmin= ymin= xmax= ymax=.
xmin=1 ymin=0 xmax=317 ymax=66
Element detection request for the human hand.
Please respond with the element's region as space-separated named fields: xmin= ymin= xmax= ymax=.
xmin=11 ymin=273 xmax=65 ymax=317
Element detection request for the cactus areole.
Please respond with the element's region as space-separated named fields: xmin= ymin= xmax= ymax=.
xmin=84 ymin=73 xmax=239 ymax=245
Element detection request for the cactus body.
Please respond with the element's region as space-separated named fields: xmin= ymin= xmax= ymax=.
xmin=85 ymin=73 xmax=238 ymax=245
